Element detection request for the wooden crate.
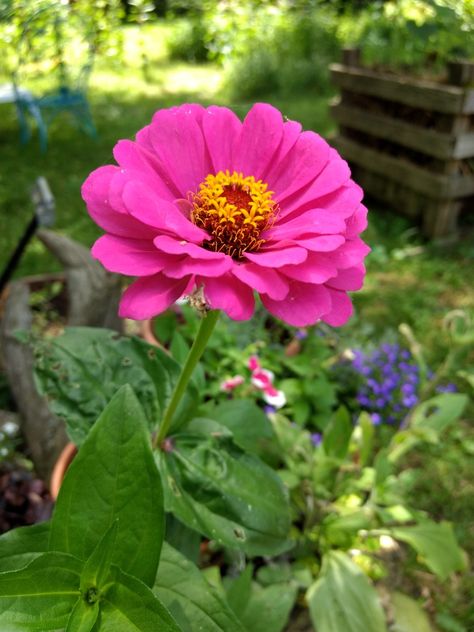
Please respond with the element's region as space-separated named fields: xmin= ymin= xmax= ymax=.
xmin=330 ymin=50 xmax=474 ymax=237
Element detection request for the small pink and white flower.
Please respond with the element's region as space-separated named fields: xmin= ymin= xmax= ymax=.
xmin=83 ymin=103 xmax=369 ymax=327
xmin=248 ymin=356 xmax=286 ymax=409
xmin=220 ymin=375 xmax=245 ymax=392
xmin=262 ymin=385 xmax=287 ymax=409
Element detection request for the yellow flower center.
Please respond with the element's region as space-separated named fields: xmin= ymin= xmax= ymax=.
xmin=191 ymin=170 xmax=278 ymax=259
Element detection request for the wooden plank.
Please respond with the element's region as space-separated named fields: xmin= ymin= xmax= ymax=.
xmin=331 ymin=101 xmax=457 ymax=159
xmin=454 ymin=133 xmax=474 ymax=159
xmin=334 ymin=136 xmax=474 ymax=199
xmin=330 ymin=64 xmax=473 ymax=114
xmin=349 ymin=166 xmax=463 ymax=237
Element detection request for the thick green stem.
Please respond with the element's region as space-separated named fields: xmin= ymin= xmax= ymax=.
xmin=153 ymin=309 xmax=220 ymax=448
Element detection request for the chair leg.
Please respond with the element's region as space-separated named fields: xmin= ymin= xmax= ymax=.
xmin=29 ymin=102 xmax=48 ymax=152
xmin=15 ymin=102 xmax=32 ymax=145
xmin=74 ymin=100 xmax=97 ymax=138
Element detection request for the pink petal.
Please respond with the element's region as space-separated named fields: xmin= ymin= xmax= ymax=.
xmin=82 ymin=166 xmax=154 ymax=239
xmin=296 ymin=235 xmax=345 ymax=252
xmin=244 ymin=245 xmax=307 ymax=267
xmin=200 ymin=274 xmax=255 ymax=321
xmin=119 ymin=274 xmax=191 ymax=320
xmin=92 ymin=235 xmax=175 ymax=276
xmin=330 ymin=238 xmax=371 ymax=269
xmin=113 ymin=140 xmax=179 ymax=200
xmin=345 ymin=204 xmax=368 ymax=239
xmin=148 ymin=106 xmax=210 ymax=194
xmin=264 ymin=209 xmax=346 ymax=242
xmin=327 ymin=265 xmax=366 ymax=291
xmin=122 ymin=181 xmax=207 ymax=242
xmin=202 ymin=106 xmax=241 ymax=173
xmin=280 ymin=154 xmax=354 ymax=220
xmin=162 ymin=256 xmax=233 ymax=278
xmin=248 ymin=356 xmax=260 ymax=371
xmin=269 ymin=131 xmax=330 ymax=200
xmin=262 ymin=119 xmax=302 ymax=182
xmin=154 ymin=235 xmax=228 ymax=261
xmin=261 ymin=282 xmax=332 ymax=327
xmin=233 ymin=103 xmax=283 ymax=179
xmin=232 ymin=263 xmax=289 ymax=300
xmin=322 ymin=289 xmax=354 ymax=326
xmin=280 ymin=253 xmax=337 ymax=284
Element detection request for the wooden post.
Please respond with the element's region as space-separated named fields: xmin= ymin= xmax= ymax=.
xmin=342 ymin=47 xmax=361 ymax=68
xmin=447 ymin=60 xmax=474 ymax=87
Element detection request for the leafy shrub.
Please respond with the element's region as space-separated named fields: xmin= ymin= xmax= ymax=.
xmin=338 ymin=0 xmax=474 ymax=74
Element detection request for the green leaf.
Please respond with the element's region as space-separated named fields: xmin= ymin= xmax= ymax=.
xmin=49 ymin=385 xmax=164 ymax=587
xmin=165 ymin=514 xmax=201 ymax=565
xmin=374 ymin=448 xmax=392 ymax=486
xmin=322 ymin=407 xmax=353 ymax=460
xmin=81 ymin=521 xmax=119 ymax=592
xmin=158 ymin=433 xmax=290 ymax=556
xmin=0 ymin=552 xmax=82 ymax=631
xmin=358 ymin=412 xmax=375 ymax=466
xmin=240 ymin=583 xmax=297 ymax=632
xmin=66 ymin=599 xmax=99 ymax=632
xmin=411 ymin=394 xmax=468 ymax=433
xmin=202 ymin=399 xmax=278 ymax=460
xmin=389 ymin=394 xmax=468 ymax=463
xmin=307 ymin=551 xmax=387 ymax=632
xmin=392 ymin=521 xmax=466 ymax=580
xmin=0 ymin=522 xmax=49 ymax=572
xmin=31 ymin=327 xmax=197 ymax=445
xmin=225 ymin=564 xmax=253 ymax=617
xmin=98 ymin=567 xmax=181 ymax=632
xmin=154 ymin=542 xmax=245 ymax=632
xmin=390 ymin=592 xmax=432 ymax=632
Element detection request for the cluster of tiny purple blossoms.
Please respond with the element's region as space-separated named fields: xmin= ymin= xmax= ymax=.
xmin=352 ymin=343 xmax=456 ymax=426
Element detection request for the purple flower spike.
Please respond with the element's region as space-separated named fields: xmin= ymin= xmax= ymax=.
xmin=310 ymin=432 xmax=322 ymax=447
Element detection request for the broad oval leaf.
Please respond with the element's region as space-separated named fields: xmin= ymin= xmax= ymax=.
xmin=0 ymin=522 xmax=49 ymax=572
xmin=307 ymin=551 xmax=387 ymax=632
xmin=31 ymin=327 xmax=197 ymax=445
xmin=158 ymin=433 xmax=291 ymax=556
xmin=200 ymin=399 xmax=278 ymax=461
xmin=98 ymin=567 xmax=181 ymax=632
xmin=390 ymin=592 xmax=432 ymax=632
xmin=240 ymin=583 xmax=297 ymax=632
xmin=66 ymin=599 xmax=99 ymax=632
xmin=391 ymin=521 xmax=466 ymax=580
xmin=49 ymin=385 xmax=164 ymax=587
xmin=0 ymin=551 xmax=82 ymax=631
xmin=322 ymin=407 xmax=353 ymax=460
xmin=411 ymin=393 xmax=468 ymax=432
xmin=154 ymin=543 xmax=245 ymax=632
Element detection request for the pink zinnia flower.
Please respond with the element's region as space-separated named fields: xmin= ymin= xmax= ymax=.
xmin=83 ymin=103 xmax=369 ymax=327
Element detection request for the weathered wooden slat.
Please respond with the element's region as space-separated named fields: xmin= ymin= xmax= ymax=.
xmin=331 ymin=101 xmax=457 ymax=159
xmin=454 ymin=133 xmax=474 ymax=159
xmin=349 ymin=165 xmax=463 ymax=238
xmin=334 ymin=136 xmax=474 ymax=199
xmin=331 ymin=64 xmax=474 ymax=114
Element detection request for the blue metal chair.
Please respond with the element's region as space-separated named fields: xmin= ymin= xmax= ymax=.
xmin=12 ymin=3 xmax=97 ymax=152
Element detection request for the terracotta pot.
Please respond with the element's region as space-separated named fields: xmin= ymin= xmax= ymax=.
xmin=50 ymin=442 xmax=77 ymax=500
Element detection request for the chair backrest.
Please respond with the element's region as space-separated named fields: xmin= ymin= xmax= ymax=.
xmin=12 ymin=1 xmax=95 ymax=94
